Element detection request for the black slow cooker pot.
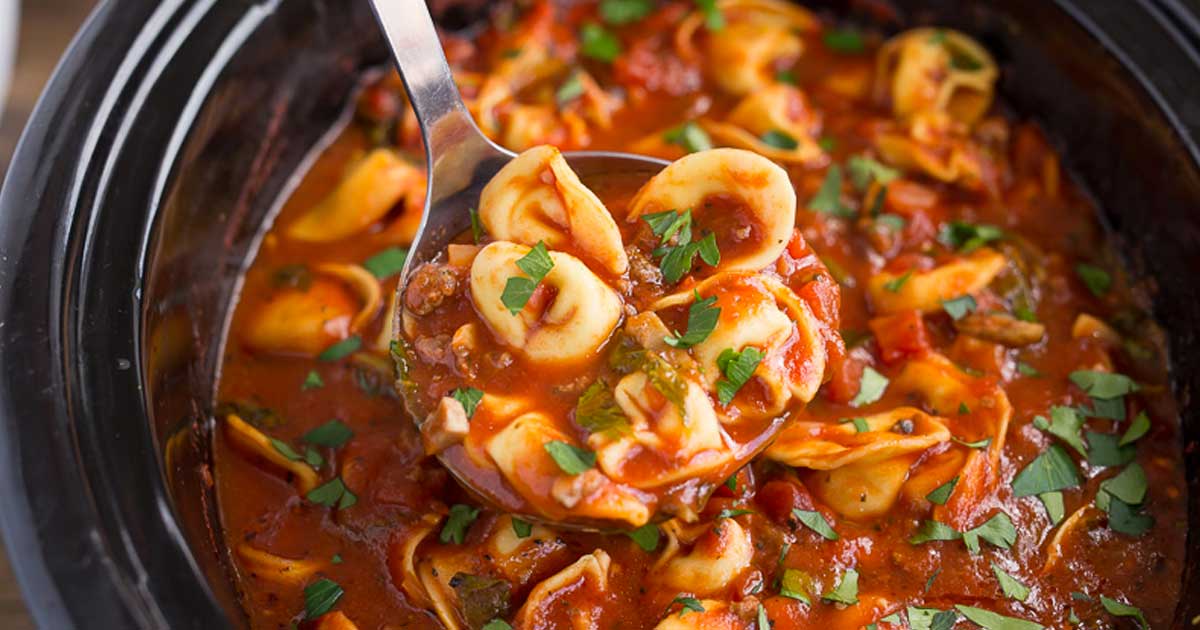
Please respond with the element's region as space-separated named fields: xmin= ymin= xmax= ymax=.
xmin=1 ymin=1 xmax=1199 ymax=627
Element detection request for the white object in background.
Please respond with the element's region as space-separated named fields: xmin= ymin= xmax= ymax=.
xmin=0 ymin=0 xmax=17 ymax=118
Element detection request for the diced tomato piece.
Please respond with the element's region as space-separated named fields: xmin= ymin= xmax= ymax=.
xmin=757 ymin=479 xmax=818 ymax=524
xmin=868 ymin=310 xmax=932 ymax=363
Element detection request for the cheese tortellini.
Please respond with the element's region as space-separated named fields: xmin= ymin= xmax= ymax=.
xmin=478 ymin=145 xmax=628 ymax=276
xmin=875 ymin=28 xmax=998 ymax=126
xmin=470 ymin=241 xmax=623 ymax=364
xmin=628 ymin=148 xmax=797 ymax=274
xmin=287 ymin=148 xmax=425 ymax=243
xmin=679 ymin=0 xmax=819 ymax=96
xmin=243 ymin=262 xmax=382 ymax=357
xmin=652 ymin=272 xmax=827 ymax=416
xmin=703 ymin=85 xmax=827 ymax=166
xmin=867 ymin=248 xmax=1007 ymax=314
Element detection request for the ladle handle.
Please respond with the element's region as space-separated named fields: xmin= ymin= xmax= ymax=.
xmin=367 ymin=0 xmax=499 ymax=168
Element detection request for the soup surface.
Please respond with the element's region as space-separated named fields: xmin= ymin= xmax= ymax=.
xmin=212 ymin=2 xmax=1186 ymax=629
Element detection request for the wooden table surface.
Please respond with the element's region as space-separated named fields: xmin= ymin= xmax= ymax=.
xmin=1 ymin=1 xmax=98 ymax=627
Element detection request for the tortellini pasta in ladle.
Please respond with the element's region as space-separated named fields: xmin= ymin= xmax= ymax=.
xmin=398 ymin=145 xmax=839 ymax=528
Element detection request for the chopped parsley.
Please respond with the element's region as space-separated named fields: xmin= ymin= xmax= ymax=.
xmin=1076 ymin=263 xmax=1112 ymax=297
xmin=665 ymin=291 xmax=721 ymax=348
xmin=1120 ymin=411 xmax=1151 ymax=446
xmin=882 ymin=271 xmax=913 ymax=293
xmin=664 ymin=122 xmax=713 ymax=154
xmin=500 ymin=241 xmax=554 ymax=315
xmin=793 ymin=508 xmax=839 ymax=540
xmin=716 ymin=508 xmax=755 ymax=520
xmin=841 ymin=417 xmax=869 ymax=433
xmin=953 ymin=435 xmax=992 ymax=449
xmin=363 ymin=246 xmax=408 ymax=279
xmin=909 ymin=520 xmax=961 ymax=545
xmin=1100 ymin=596 xmax=1148 ymax=629
xmin=991 ymin=564 xmax=1030 ymax=602
xmin=849 ymin=366 xmax=889 ymax=407
xmin=1086 ymin=431 xmax=1136 ymax=467
xmin=962 ymin=512 xmax=1017 ymax=554
xmin=694 ymin=0 xmax=724 ymax=30
xmin=269 ymin=438 xmax=304 ymax=463
xmin=306 ymin=477 xmax=357 ymax=510
xmin=1011 ymin=444 xmax=1080 ymax=497
xmin=925 ymin=476 xmax=959 ymax=505
xmin=303 ymin=419 xmax=354 ymax=448
xmin=954 ymin=605 xmax=1043 ymax=630
xmin=481 ymin=620 xmax=512 ymax=630
xmin=847 ymin=155 xmax=899 ymax=190
xmin=544 ymin=441 xmax=596 ymax=475
xmin=303 ymin=578 xmax=344 ymax=619
xmin=469 ymin=207 xmax=485 ymax=243
xmin=511 ymin=517 xmax=532 ymax=538
xmin=716 ymin=346 xmax=764 ymax=405
xmin=939 ymin=221 xmax=1004 ymax=253
xmin=451 ymin=387 xmax=484 ymax=419
xmin=555 ymin=71 xmax=585 ymax=105
xmin=760 ymin=129 xmax=799 ymax=150
xmin=642 ymin=209 xmax=720 ymax=283
xmin=1016 ymin=361 xmax=1041 ymax=377
xmin=671 ymin=596 xmax=705 ymax=616
xmin=823 ymin=28 xmax=865 ymax=53
xmin=599 ymin=0 xmax=653 ymax=25
xmin=301 ymin=370 xmax=324 ymax=391
xmin=1033 ymin=406 xmax=1086 ymax=456
xmin=908 ymin=607 xmax=957 ymax=630
xmin=1069 ymin=369 xmax=1137 ymax=399
xmin=318 ymin=335 xmax=362 ymax=362
xmin=942 ymin=295 xmax=977 ymax=320
xmin=809 ymin=165 xmax=853 ymax=218
xmin=440 ymin=504 xmax=481 ymax=544
xmin=575 ymin=379 xmax=630 ymax=435
xmin=776 ymin=70 xmax=798 ymax=85
xmin=580 ymin=23 xmax=622 ymax=62
xmin=627 ymin=523 xmax=660 ymax=551
xmin=822 ymin=568 xmax=859 ymax=605
xmin=780 ymin=569 xmax=812 ymax=604
xmin=1038 ymin=491 xmax=1065 ymax=525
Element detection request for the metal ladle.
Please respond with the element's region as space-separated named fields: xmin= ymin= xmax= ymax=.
xmin=367 ymin=0 xmax=668 ymax=525
xmin=368 ymin=0 xmax=668 ymax=279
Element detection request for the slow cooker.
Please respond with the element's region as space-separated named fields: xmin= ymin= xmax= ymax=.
xmin=1 ymin=1 xmax=1198 ymax=627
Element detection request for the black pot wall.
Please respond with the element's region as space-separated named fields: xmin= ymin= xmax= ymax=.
xmin=0 ymin=1 xmax=1197 ymax=628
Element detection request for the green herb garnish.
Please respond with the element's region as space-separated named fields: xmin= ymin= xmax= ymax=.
xmin=809 ymin=165 xmax=853 ymax=218
xmin=849 ymin=366 xmax=888 ymax=407
xmin=500 ymin=241 xmax=554 ymax=315
xmin=440 ymin=504 xmax=481 ymax=544
xmin=303 ymin=419 xmax=354 ymax=448
xmin=926 ymin=476 xmax=959 ymax=505
xmin=942 ymin=295 xmax=976 ymax=320
xmin=306 ymin=478 xmax=357 ymax=510
xmin=303 ymin=578 xmax=344 ymax=619
xmin=318 ymin=336 xmax=362 ymax=362
xmin=363 ymin=246 xmax=409 ymax=279
xmin=792 ymin=508 xmax=838 ymax=540
xmin=1011 ymin=445 xmax=1080 ymax=497
xmin=716 ymin=346 xmax=764 ymax=405
xmin=1075 ymin=263 xmax=1111 ymax=296
xmin=665 ymin=291 xmax=721 ymax=348
xmin=599 ymin=0 xmax=653 ymax=25
xmin=451 ymin=387 xmax=484 ymax=419
xmin=822 ymin=568 xmax=859 ymax=605
xmin=580 ymin=23 xmax=622 ymax=62
xmin=544 ymin=441 xmax=596 ymax=475
xmin=575 ymin=379 xmax=630 ymax=435
xmin=627 ymin=523 xmax=660 ymax=551
xmin=761 ymin=129 xmax=800 ymax=150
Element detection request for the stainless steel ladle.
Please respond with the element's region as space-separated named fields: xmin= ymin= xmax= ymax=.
xmin=367 ymin=0 xmax=669 ymax=526
xmin=368 ymin=0 xmax=668 ymax=281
